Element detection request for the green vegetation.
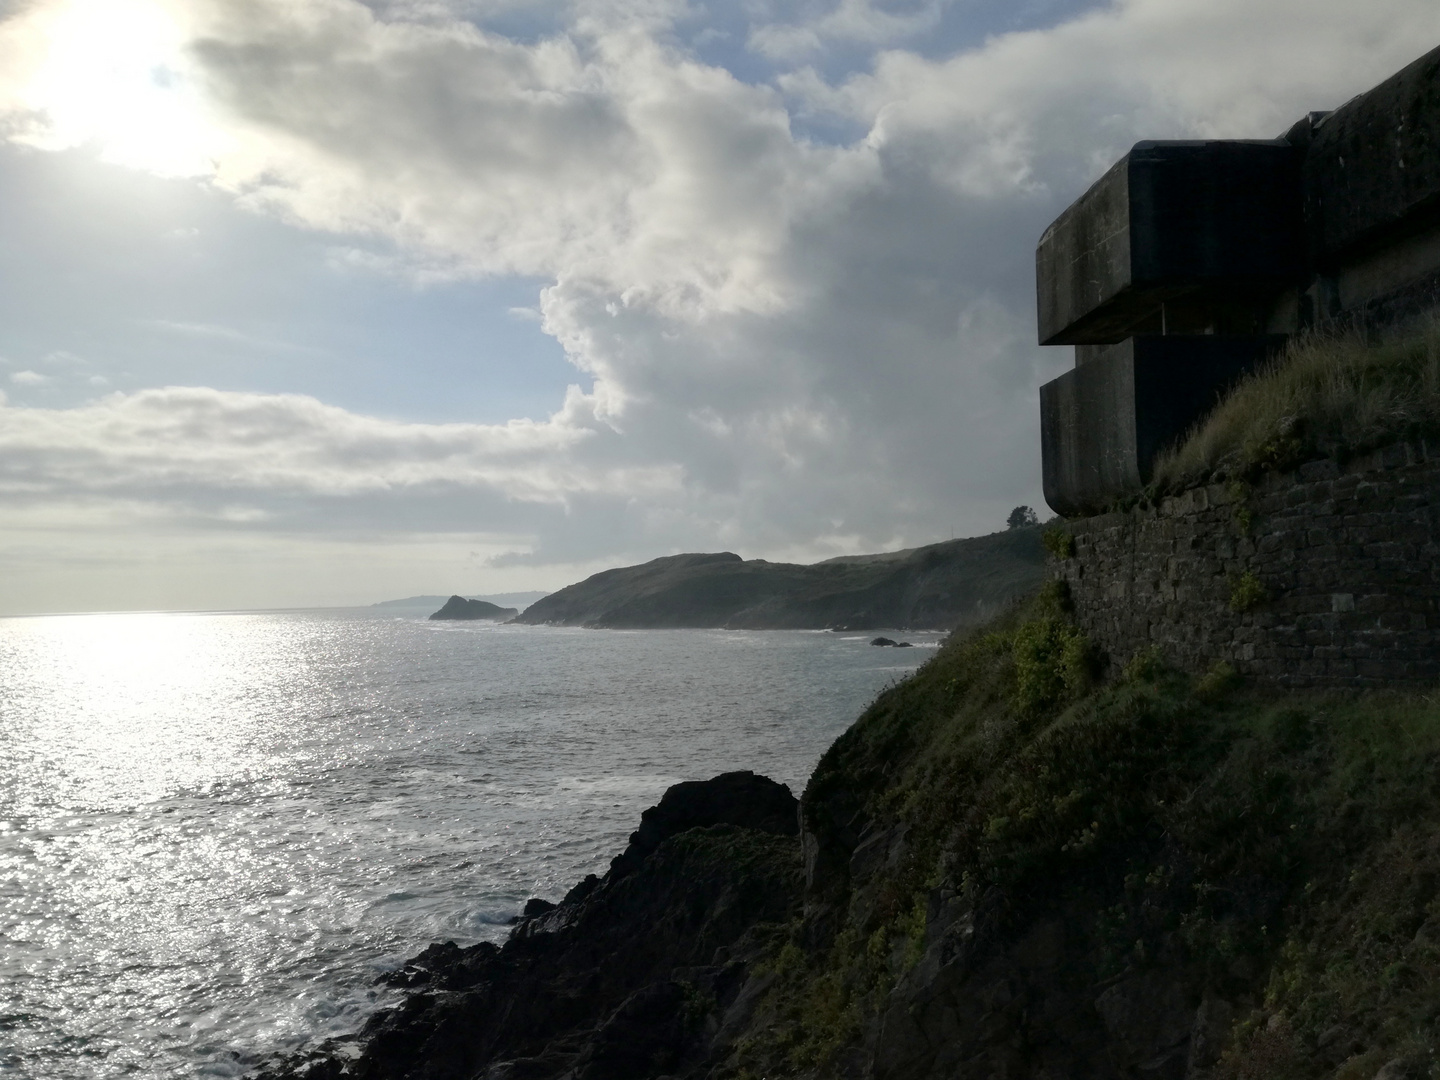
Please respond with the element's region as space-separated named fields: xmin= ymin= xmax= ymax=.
xmin=1153 ymin=324 xmax=1440 ymax=490
xmin=722 ymin=589 xmax=1440 ymax=1078
xmin=1042 ymin=525 xmax=1076 ymax=559
xmin=1229 ymin=569 xmax=1268 ymax=612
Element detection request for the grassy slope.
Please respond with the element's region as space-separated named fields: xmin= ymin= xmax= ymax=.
xmin=706 ymin=333 xmax=1440 ymax=1078
xmin=718 ymin=587 xmax=1440 ymax=1079
xmin=1153 ymin=325 xmax=1440 ymax=492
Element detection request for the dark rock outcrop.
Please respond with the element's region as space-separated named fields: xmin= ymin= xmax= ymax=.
xmin=428 ymin=596 xmax=519 ymax=621
xmin=608 ymin=770 xmax=798 ymax=878
xmin=513 ymin=529 xmax=1045 ymax=631
xmin=252 ymin=774 xmax=802 ymax=1080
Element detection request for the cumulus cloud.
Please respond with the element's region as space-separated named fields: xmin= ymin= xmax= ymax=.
xmin=1 ymin=0 xmax=1439 ymax=610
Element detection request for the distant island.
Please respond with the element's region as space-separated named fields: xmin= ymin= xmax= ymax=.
xmin=513 ymin=528 xmax=1044 ymax=630
xmin=428 ymin=595 xmax=519 ymax=621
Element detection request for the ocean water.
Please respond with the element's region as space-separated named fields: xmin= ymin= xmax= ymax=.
xmin=0 ymin=609 xmax=940 ymax=1079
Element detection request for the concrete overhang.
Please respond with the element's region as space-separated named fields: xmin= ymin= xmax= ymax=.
xmin=1036 ymin=142 xmax=1304 ymax=346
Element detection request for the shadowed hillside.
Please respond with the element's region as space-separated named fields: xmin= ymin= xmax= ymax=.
xmin=255 ymin=583 xmax=1440 ymax=1080
xmin=512 ymin=529 xmax=1046 ymax=631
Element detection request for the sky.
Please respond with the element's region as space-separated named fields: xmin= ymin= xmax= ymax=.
xmin=0 ymin=0 xmax=1437 ymax=614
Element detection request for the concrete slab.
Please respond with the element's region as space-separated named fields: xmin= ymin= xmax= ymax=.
xmin=1040 ymin=336 xmax=1286 ymax=515
xmin=1037 ymin=142 xmax=1303 ymax=345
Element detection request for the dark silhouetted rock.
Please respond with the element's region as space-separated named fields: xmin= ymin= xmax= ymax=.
xmin=871 ymin=637 xmax=897 ymax=647
xmin=251 ymin=773 xmax=802 ymax=1080
xmin=609 ymin=770 xmax=798 ymax=879
xmin=428 ymin=595 xmax=519 ymax=621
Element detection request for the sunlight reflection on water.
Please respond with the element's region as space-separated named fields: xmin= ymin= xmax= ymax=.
xmin=0 ymin=611 xmax=939 ymax=1078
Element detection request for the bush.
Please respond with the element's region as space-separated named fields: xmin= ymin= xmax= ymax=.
xmin=1012 ymin=615 xmax=1094 ymax=713
xmin=1229 ymin=571 xmax=1267 ymax=613
xmin=1042 ymin=526 xmax=1076 ymax=559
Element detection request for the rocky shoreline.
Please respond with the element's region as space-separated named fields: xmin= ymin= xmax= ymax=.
xmin=255 ymin=772 xmax=804 ymax=1080
xmin=252 ymin=594 xmax=1440 ymax=1080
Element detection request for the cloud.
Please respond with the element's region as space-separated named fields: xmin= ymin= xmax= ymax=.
xmin=2 ymin=0 xmax=1439 ymax=610
xmin=0 ymin=385 xmax=662 ymax=504
xmin=11 ymin=369 xmax=49 ymax=385
xmin=748 ymin=0 xmax=950 ymax=61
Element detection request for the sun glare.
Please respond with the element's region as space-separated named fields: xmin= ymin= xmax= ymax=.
xmin=10 ymin=0 xmax=224 ymax=177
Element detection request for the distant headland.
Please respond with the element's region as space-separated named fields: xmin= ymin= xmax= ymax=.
xmin=512 ymin=527 xmax=1045 ymax=631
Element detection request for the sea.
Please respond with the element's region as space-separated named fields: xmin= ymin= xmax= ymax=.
xmin=0 ymin=608 xmax=942 ymax=1079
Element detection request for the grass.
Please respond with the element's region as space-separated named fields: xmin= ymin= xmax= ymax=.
xmin=1152 ymin=323 xmax=1440 ymax=491
xmin=717 ymin=590 xmax=1440 ymax=1079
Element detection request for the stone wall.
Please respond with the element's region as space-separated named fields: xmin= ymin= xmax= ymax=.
xmin=1053 ymin=442 xmax=1440 ymax=687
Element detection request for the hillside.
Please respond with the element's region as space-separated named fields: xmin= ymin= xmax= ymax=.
xmin=513 ymin=529 xmax=1046 ymax=631
xmin=256 ymin=584 xmax=1440 ymax=1080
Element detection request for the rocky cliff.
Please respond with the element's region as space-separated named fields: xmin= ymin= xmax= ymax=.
xmin=253 ymin=583 xmax=1440 ymax=1080
xmin=512 ymin=530 xmax=1045 ymax=631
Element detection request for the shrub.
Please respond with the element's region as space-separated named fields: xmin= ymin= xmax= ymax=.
xmin=1012 ymin=615 xmax=1094 ymax=713
xmin=1123 ymin=644 xmax=1166 ymax=683
xmin=1229 ymin=571 xmax=1267 ymax=613
xmin=1195 ymin=660 xmax=1242 ymax=699
xmin=1042 ymin=526 xmax=1076 ymax=559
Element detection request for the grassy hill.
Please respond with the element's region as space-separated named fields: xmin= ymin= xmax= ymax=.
xmin=512 ymin=529 xmax=1046 ymax=631
xmin=261 ymin=585 xmax=1440 ymax=1080
xmin=716 ymin=585 xmax=1440 ymax=1079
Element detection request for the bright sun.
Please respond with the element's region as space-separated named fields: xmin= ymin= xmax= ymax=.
xmin=4 ymin=0 xmax=224 ymax=177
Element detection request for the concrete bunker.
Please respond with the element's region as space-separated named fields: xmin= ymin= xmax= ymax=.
xmin=1038 ymin=44 xmax=1440 ymax=516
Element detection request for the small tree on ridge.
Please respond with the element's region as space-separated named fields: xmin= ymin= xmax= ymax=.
xmin=1007 ymin=505 xmax=1039 ymax=529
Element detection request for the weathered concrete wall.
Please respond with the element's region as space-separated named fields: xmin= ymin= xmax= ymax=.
xmin=1035 ymin=141 xmax=1302 ymax=346
xmin=1040 ymin=335 xmax=1284 ymax=516
xmin=1053 ymin=443 xmax=1440 ymax=687
xmin=1304 ymin=48 xmax=1440 ymax=265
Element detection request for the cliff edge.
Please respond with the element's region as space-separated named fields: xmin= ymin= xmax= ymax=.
xmin=252 ymin=584 xmax=1440 ymax=1080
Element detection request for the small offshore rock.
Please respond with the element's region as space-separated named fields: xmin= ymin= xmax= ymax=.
xmin=871 ymin=637 xmax=897 ymax=647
